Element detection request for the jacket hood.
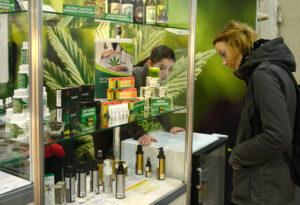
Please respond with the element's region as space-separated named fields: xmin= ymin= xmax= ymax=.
xmin=236 ymin=37 xmax=296 ymax=81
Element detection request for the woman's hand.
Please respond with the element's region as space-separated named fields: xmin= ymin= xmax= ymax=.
xmin=101 ymin=50 xmax=121 ymax=58
xmin=169 ymin=127 xmax=185 ymax=134
xmin=138 ymin=134 xmax=158 ymax=146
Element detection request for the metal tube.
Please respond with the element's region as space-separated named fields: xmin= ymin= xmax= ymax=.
xmin=29 ymin=0 xmax=44 ymax=204
xmin=113 ymin=127 xmax=121 ymax=160
xmin=185 ymin=0 xmax=197 ymax=204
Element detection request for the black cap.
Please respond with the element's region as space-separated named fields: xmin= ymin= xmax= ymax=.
xmin=91 ymin=160 xmax=99 ymax=171
xmin=117 ymin=161 xmax=125 ymax=174
xmin=78 ymin=161 xmax=85 ymax=173
xmin=158 ymin=147 xmax=165 ymax=158
xmin=146 ymin=157 xmax=151 ymax=166
xmin=65 ymin=165 xmax=74 ymax=177
xmin=137 ymin=145 xmax=143 ymax=152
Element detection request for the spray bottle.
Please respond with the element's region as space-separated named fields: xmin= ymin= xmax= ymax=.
xmin=65 ymin=165 xmax=76 ymax=203
xmin=145 ymin=157 xmax=152 ymax=177
xmin=157 ymin=147 xmax=165 ymax=180
xmin=77 ymin=161 xmax=86 ymax=198
xmin=90 ymin=160 xmax=99 ymax=194
xmin=135 ymin=145 xmax=144 ymax=175
xmin=116 ymin=161 xmax=125 ymax=199
xmin=103 ymin=159 xmax=113 ymax=193
xmin=96 ymin=149 xmax=104 ymax=191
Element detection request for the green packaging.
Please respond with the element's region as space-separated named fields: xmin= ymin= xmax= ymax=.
xmin=81 ymin=100 xmax=101 ymax=124
xmin=151 ymin=98 xmax=170 ymax=113
xmin=81 ymin=84 xmax=95 ymax=101
xmin=149 ymin=67 xmax=160 ymax=77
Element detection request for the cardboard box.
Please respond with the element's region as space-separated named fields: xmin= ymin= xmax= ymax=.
xmin=80 ymin=100 xmax=101 ymax=124
xmin=81 ymin=84 xmax=95 ymax=101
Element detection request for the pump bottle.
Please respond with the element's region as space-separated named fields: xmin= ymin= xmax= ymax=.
xmin=65 ymin=165 xmax=76 ymax=203
xmin=90 ymin=160 xmax=100 ymax=194
xmin=96 ymin=149 xmax=104 ymax=191
xmin=116 ymin=161 xmax=125 ymax=199
xmin=103 ymin=159 xmax=113 ymax=193
xmin=136 ymin=144 xmax=144 ymax=175
xmin=145 ymin=157 xmax=152 ymax=177
xmin=157 ymin=147 xmax=165 ymax=180
xmin=77 ymin=161 xmax=86 ymax=198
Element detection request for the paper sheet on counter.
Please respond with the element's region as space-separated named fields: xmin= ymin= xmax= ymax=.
xmin=0 ymin=171 xmax=31 ymax=195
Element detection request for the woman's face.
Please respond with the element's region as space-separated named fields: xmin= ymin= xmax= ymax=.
xmin=215 ymin=41 xmax=242 ymax=71
xmin=148 ymin=58 xmax=175 ymax=81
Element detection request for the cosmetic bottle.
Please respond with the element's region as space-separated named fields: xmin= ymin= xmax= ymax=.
xmin=106 ymin=149 xmax=115 ymax=180
xmin=116 ymin=161 xmax=125 ymax=199
xmin=135 ymin=144 xmax=144 ymax=175
xmin=96 ymin=149 xmax=104 ymax=191
xmin=157 ymin=147 xmax=165 ymax=180
xmin=77 ymin=161 xmax=86 ymax=198
xmin=90 ymin=160 xmax=100 ymax=194
xmin=103 ymin=159 xmax=113 ymax=193
xmin=145 ymin=157 xmax=152 ymax=177
xmin=65 ymin=165 xmax=76 ymax=203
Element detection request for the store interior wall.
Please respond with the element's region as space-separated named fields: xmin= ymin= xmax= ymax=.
xmin=278 ymin=0 xmax=300 ymax=82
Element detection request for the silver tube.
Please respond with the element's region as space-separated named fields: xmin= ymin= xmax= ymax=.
xmin=185 ymin=0 xmax=197 ymax=204
xmin=113 ymin=127 xmax=121 ymax=160
xmin=29 ymin=0 xmax=44 ymax=204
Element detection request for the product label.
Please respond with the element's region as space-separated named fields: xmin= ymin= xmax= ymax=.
xmin=65 ymin=177 xmax=70 ymax=188
xmin=80 ymin=191 xmax=86 ymax=197
xmin=160 ymin=174 xmax=165 ymax=179
xmin=18 ymin=73 xmax=28 ymax=89
xmin=21 ymin=49 xmax=28 ymax=64
xmin=63 ymin=4 xmax=95 ymax=17
xmin=110 ymin=3 xmax=120 ymax=14
xmin=134 ymin=6 xmax=143 ymax=23
xmin=56 ymin=90 xmax=62 ymax=107
xmin=0 ymin=0 xmax=15 ymax=12
xmin=146 ymin=6 xmax=156 ymax=24
xmin=0 ymin=114 xmax=5 ymax=127
xmin=117 ymin=193 xmax=124 ymax=198
xmin=12 ymin=98 xmax=29 ymax=113
xmin=137 ymin=170 xmax=142 ymax=175
xmin=81 ymin=107 xmax=96 ymax=123
xmin=120 ymin=3 xmax=133 ymax=22
xmin=157 ymin=5 xmax=168 ymax=25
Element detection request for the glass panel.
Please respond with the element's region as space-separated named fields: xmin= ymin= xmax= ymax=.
xmin=0 ymin=9 xmax=32 ymax=195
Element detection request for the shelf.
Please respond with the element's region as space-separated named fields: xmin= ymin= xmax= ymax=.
xmin=44 ymin=105 xmax=186 ymax=145
xmin=42 ymin=11 xmax=189 ymax=31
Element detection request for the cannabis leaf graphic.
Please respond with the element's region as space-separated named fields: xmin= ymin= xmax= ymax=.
xmin=109 ymin=55 xmax=121 ymax=67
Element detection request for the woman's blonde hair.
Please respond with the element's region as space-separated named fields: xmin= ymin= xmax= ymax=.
xmin=213 ymin=20 xmax=258 ymax=66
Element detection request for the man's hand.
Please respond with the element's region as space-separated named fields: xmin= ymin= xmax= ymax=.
xmin=169 ymin=127 xmax=185 ymax=134
xmin=138 ymin=134 xmax=158 ymax=146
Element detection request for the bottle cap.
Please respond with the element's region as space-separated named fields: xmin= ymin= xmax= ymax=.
xmin=146 ymin=157 xmax=151 ymax=166
xmin=103 ymin=159 xmax=112 ymax=175
xmin=23 ymin=41 xmax=28 ymax=48
xmin=158 ymin=147 xmax=165 ymax=158
xmin=91 ymin=160 xmax=99 ymax=171
xmin=117 ymin=161 xmax=125 ymax=174
xmin=137 ymin=144 xmax=143 ymax=152
xmin=19 ymin=64 xmax=29 ymax=72
xmin=66 ymin=165 xmax=74 ymax=176
xmin=6 ymin=108 xmax=13 ymax=115
xmin=78 ymin=161 xmax=85 ymax=173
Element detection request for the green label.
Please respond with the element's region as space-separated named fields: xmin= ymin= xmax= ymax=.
xmin=18 ymin=73 xmax=28 ymax=89
xmin=120 ymin=3 xmax=133 ymax=22
xmin=63 ymin=4 xmax=95 ymax=17
xmin=21 ymin=49 xmax=28 ymax=64
xmin=133 ymin=101 xmax=145 ymax=114
xmin=13 ymin=98 xmax=29 ymax=113
xmin=81 ymin=107 xmax=96 ymax=123
xmin=119 ymin=43 xmax=133 ymax=55
xmin=0 ymin=0 xmax=15 ymax=12
xmin=104 ymin=13 xmax=132 ymax=22
xmin=151 ymin=98 xmax=170 ymax=112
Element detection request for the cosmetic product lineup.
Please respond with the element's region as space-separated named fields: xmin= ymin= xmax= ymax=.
xmin=0 ymin=41 xmax=49 ymax=144
xmin=64 ymin=0 xmax=169 ymax=26
xmin=46 ymin=146 xmax=165 ymax=203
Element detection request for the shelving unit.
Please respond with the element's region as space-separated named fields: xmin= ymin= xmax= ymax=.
xmin=0 ymin=0 xmax=197 ymax=204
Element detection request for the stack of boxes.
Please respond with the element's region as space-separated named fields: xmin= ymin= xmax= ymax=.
xmin=140 ymin=67 xmax=172 ymax=114
xmin=55 ymin=84 xmax=100 ymax=134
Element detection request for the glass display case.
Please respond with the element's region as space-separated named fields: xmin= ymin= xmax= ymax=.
xmin=0 ymin=0 xmax=199 ymax=204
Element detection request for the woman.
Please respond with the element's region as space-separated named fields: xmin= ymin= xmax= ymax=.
xmin=128 ymin=45 xmax=184 ymax=146
xmin=213 ymin=20 xmax=296 ymax=204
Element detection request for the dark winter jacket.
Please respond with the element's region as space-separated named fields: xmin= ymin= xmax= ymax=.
xmin=229 ymin=38 xmax=297 ymax=205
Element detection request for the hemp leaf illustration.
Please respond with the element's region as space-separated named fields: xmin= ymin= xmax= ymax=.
xmin=109 ymin=55 xmax=121 ymax=67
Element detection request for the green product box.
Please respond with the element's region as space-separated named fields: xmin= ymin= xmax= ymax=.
xmin=68 ymin=86 xmax=81 ymax=104
xmin=81 ymin=84 xmax=95 ymax=101
xmin=56 ymin=107 xmax=71 ymax=126
xmin=151 ymin=98 xmax=171 ymax=113
xmin=129 ymin=100 xmax=145 ymax=115
xmin=81 ymin=100 xmax=101 ymax=124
